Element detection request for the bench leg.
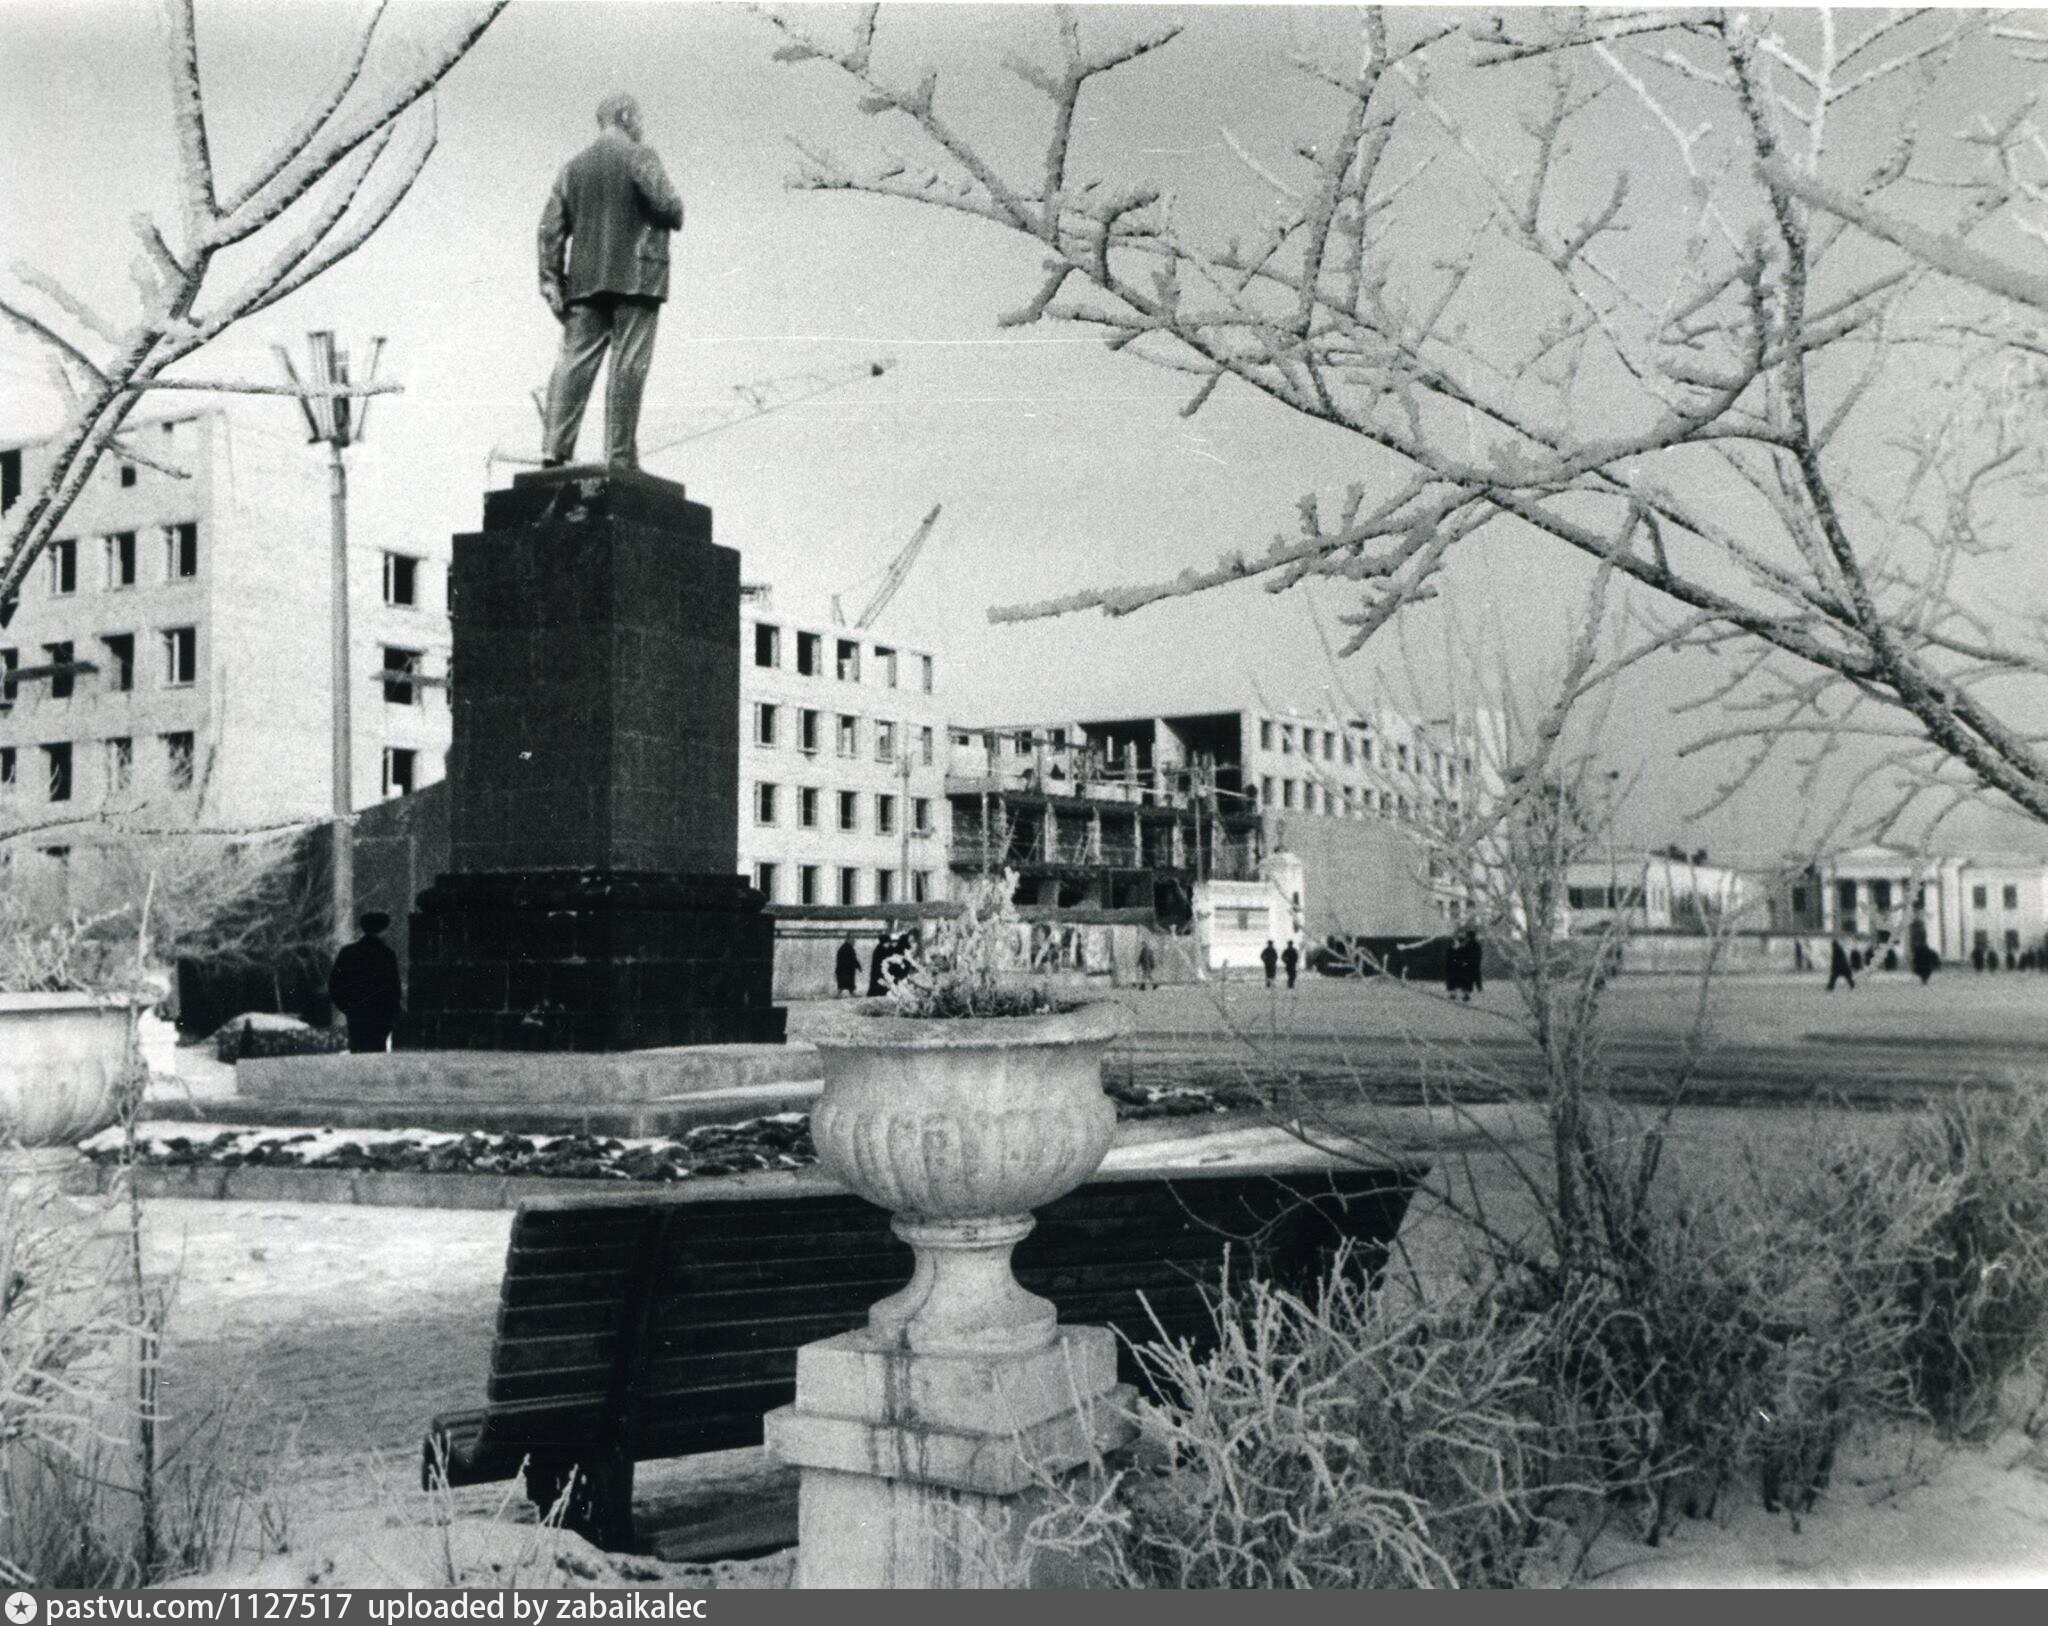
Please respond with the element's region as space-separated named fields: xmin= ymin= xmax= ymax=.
xmin=526 ymin=1446 xmax=635 ymax=1552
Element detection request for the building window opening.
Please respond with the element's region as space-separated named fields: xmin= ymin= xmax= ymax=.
xmin=912 ymin=870 xmax=932 ymax=903
xmin=163 ymin=731 xmax=196 ymax=791
xmin=920 ymin=725 xmax=934 ymax=766
xmin=105 ymin=735 xmax=132 ymax=793
xmin=836 ymin=714 xmax=858 ymax=758
xmin=876 ymin=868 xmax=897 ymax=905
xmin=162 ymin=626 xmax=197 ymax=687
xmin=44 ymin=642 xmax=75 ymax=701
xmin=837 ymin=789 xmax=859 ymax=832
xmin=49 ymin=539 xmax=77 ymax=596
xmin=877 ymin=793 xmax=897 ymax=835
xmin=876 ymin=720 xmax=896 ymax=763
xmin=837 ymin=866 xmax=860 ymax=906
xmin=753 ymin=861 xmax=778 ymax=901
xmin=799 ymin=864 xmax=820 ymax=905
xmin=0 ymin=746 xmax=14 ymax=792
xmin=165 ymin=522 xmax=198 ymax=581
xmin=836 ymin=639 xmax=860 ymax=682
xmin=799 ymin=786 xmax=820 ymax=829
xmin=2003 ymin=884 xmax=2020 ymax=910
xmin=797 ymin=631 xmax=822 ymax=676
xmin=383 ymin=553 xmax=420 ymax=607
xmin=381 ymin=646 xmax=422 ymax=705
xmin=754 ymin=702 xmax=779 ymax=748
xmin=876 ymin=646 xmax=897 ymax=688
xmin=107 ymin=532 xmax=137 ymax=589
xmin=44 ymin=741 xmax=72 ymax=802
xmin=754 ymin=781 xmax=779 ymax=825
xmin=119 ymin=464 xmax=137 ymax=488
xmin=754 ymin=623 xmax=781 ymax=668
xmin=382 ymin=745 xmax=417 ymax=798
xmin=913 ymin=797 xmax=932 ymax=835
xmin=920 ymin=654 xmax=934 ymax=694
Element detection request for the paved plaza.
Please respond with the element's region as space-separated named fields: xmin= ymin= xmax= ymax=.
xmin=139 ymin=973 xmax=2048 ymax=1557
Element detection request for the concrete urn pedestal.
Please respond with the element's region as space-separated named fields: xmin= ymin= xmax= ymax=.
xmin=0 ymin=992 xmax=134 ymax=1194
xmin=764 ymin=1003 xmax=1135 ymax=1588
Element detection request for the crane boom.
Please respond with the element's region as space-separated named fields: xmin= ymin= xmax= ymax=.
xmin=487 ymin=358 xmax=895 ymax=479
xmin=854 ymin=503 xmax=942 ymax=630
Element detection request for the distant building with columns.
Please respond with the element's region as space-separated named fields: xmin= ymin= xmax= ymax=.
xmin=1776 ymin=845 xmax=2048 ymax=964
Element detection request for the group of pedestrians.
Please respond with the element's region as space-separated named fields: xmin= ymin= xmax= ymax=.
xmin=1822 ymin=924 xmax=1943 ymax=990
xmin=835 ymin=932 xmax=916 ymax=997
xmin=1259 ymin=939 xmax=1301 ymax=988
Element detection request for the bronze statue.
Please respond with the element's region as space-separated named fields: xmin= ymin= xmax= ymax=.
xmin=537 ymin=93 xmax=684 ymax=468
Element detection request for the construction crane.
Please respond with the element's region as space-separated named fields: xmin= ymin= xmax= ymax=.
xmin=833 ymin=503 xmax=943 ymax=631
xmin=486 ymin=358 xmax=894 ymax=481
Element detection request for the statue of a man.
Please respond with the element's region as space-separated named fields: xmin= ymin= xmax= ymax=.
xmin=537 ymin=93 xmax=684 ymax=468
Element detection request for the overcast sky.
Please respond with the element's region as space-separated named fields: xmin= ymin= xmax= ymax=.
xmin=5 ymin=1 xmax=2045 ymax=863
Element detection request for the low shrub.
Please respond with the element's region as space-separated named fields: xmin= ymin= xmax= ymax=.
xmin=1893 ymin=1090 xmax=2048 ymax=1438
xmin=213 ymin=1019 xmax=347 ymax=1064
xmin=1023 ymin=1266 xmax=1588 ymax=1588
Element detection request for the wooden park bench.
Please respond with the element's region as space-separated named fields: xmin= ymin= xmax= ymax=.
xmin=424 ymin=1161 xmax=1423 ymax=1553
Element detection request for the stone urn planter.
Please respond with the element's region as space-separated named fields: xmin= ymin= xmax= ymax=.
xmin=0 ymin=992 xmax=135 ymax=1168
xmin=809 ymin=1000 xmax=1125 ymax=1356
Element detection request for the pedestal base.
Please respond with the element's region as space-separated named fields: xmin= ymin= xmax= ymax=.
xmin=403 ymin=869 xmax=784 ymax=1052
xmin=765 ymin=1324 xmax=1135 ymax=1588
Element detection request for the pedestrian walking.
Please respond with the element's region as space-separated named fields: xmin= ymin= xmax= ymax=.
xmin=1135 ymin=938 xmax=1156 ymax=991
xmin=1910 ymin=920 xmax=1938 ymax=986
xmin=1282 ymin=940 xmax=1300 ymax=990
xmin=834 ymin=936 xmax=860 ymax=998
xmin=1261 ymin=940 xmax=1279 ymax=987
xmin=1826 ymin=935 xmax=1855 ymax=992
xmin=329 ymin=911 xmax=402 ymax=1053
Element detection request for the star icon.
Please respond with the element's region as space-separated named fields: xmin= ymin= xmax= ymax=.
xmin=6 ymin=1593 xmax=38 ymax=1624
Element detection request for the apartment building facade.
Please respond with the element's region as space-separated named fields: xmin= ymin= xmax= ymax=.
xmin=736 ymin=593 xmax=949 ymax=910
xmin=0 ymin=409 xmax=450 ymax=838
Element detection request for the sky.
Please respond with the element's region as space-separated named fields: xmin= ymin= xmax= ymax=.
xmin=4 ymin=0 xmax=2046 ymax=864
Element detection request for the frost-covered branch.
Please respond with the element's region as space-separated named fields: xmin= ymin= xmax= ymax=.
xmin=0 ymin=0 xmax=505 ymax=605
xmin=769 ymin=5 xmax=2048 ymax=827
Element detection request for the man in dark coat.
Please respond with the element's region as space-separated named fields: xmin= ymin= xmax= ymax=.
xmin=868 ymin=933 xmax=893 ymax=997
xmin=1281 ymin=940 xmax=1300 ymax=989
xmin=1261 ymin=940 xmax=1279 ymax=987
xmin=538 ymin=93 xmax=684 ymax=467
xmin=329 ymin=912 xmax=402 ymax=1054
xmin=1826 ymin=935 xmax=1855 ymax=992
xmin=1910 ymin=919 xmax=1938 ymax=985
xmin=834 ymin=936 xmax=860 ymax=998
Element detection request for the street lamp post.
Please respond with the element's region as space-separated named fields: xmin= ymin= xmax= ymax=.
xmin=276 ymin=332 xmax=385 ymax=954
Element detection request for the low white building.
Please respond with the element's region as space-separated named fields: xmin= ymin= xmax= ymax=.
xmin=1776 ymin=845 xmax=2048 ymax=963
xmin=1194 ymin=852 xmax=1305 ymax=972
xmin=1564 ymin=852 xmax=1759 ymax=934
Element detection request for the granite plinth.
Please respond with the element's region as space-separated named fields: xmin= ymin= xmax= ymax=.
xmin=408 ymin=467 xmax=779 ymax=1053
xmin=405 ymin=870 xmax=782 ymax=1053
xmin=446 ymin=470 xmax=737 ymax=876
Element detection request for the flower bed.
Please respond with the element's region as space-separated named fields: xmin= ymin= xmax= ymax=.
xmin=83 ymin=1081 xmax=1262 ymax=1184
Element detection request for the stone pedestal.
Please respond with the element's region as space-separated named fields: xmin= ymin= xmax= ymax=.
xmin=765 ymin=1323 xmax=1133 ymax=1588
xmin=402 ymin=466 xmax=782 ymax=1052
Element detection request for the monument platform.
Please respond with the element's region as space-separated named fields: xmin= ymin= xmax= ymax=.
xmin=403 ymin=464 xmax=783 ymax=1053
xmin=220 ymin=1044 xmax=823 ymax=1137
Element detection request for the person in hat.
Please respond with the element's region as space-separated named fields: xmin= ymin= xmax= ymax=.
xmin=329 ymin=911 xmax=403 ymax=1053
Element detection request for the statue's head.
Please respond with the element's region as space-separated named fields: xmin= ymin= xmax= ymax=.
xmin=596 ymin=92 xmax=643 ymax=141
